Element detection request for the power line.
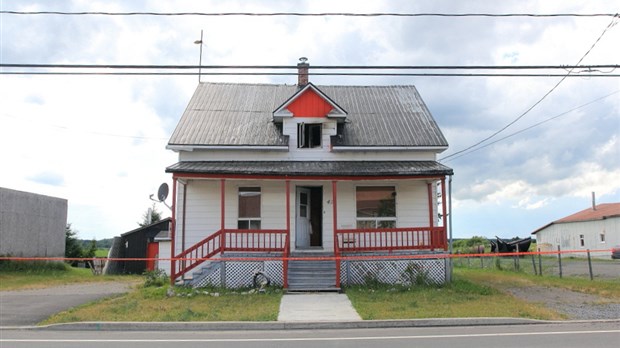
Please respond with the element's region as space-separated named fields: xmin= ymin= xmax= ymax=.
xmin=1 ymin=11 xmax=617 ymax=18
xmin=441 ymin=90 xmax=620 ymax=162
xmin=2 ymin=72 xmax=619 ymax=77
xmin=440 ymin=14 xmax=619 ymax=161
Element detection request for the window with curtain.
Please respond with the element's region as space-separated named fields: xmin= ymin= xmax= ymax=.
xmin=238 ymin=187 xmax=261 ymax=229
xmin=356 ymin=186 xmax=396 ymax=229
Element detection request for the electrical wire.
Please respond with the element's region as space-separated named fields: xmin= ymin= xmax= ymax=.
xmin=1 ymin=11 xmax=617 ymax=18
xmin=439 ymin=14 xmax=619 ymax=161
xmin=2 ymin=72 xmax=619 ymax=77
xmin=441 ymin=90 xmax=620 ymax=163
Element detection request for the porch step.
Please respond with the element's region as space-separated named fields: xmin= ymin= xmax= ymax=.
xmin=287 ymin=254 xmax=339 ymax=292
xmin=184 ymin=262 xmax=220 ymax=287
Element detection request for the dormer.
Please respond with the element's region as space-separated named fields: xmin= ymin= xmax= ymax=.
xmin=272 ymin=83 xmax=347 ymax=123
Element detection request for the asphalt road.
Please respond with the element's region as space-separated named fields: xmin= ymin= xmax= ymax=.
xmin=0 ymin=282 xmax=134 ymax=326
xmin=1 ymin=322 xmax=619 ymax=348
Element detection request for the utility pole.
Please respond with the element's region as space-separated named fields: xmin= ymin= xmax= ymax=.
xmin=194 ymin=30 xmax=204 ymax=83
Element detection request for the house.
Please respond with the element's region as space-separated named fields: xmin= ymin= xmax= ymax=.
xmin=0 ymin=187 xmax=67 ymax=259
xmin=163 ymin=59 xmax=453 ymax=290
xmin=531 ymin=202 xmax=620 ymax=259
xmin=105 ymin=218 xmax=171 ymax=274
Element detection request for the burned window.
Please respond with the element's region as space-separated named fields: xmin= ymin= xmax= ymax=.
xmin=356 ymin=186 xmax=396 ymax=229
xmin=297 ymin=123 xmax=321 ymax=148
xmin=238 ymin=187 xmax=261 ymax=229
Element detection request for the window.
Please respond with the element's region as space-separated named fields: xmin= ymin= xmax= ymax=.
xmin=238 ymin=187 xmax=261 ymax=229
xmin=356 ymin=186 xmax=396 ymax=229
xmin=600 ymin=232 xmax=606 ymax=243
xmin=297 ymin=123 xmax=321 ymax=148
xmin=579 ymin=234 xmax=585 ymax=247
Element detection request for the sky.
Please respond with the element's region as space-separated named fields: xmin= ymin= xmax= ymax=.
xmin=1 ymin=0 xmax=619 ymax=241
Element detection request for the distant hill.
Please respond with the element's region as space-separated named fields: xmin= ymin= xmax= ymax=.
xmin=79 ymin=238 xmax=114 ymax=249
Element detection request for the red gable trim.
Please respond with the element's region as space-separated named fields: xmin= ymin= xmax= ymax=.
xmin=287 ymin=88 xmax=333 ymax=117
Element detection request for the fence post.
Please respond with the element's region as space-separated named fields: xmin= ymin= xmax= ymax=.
xmin=587 ymin=249 xmax=593 ymax=281
xmin=557 ymin=245 xmax=563 ymax=278
xmin=514 ymin=244 xmax=520 ymax=271
xmin=480 ymin=256 xmax=484 ymax=268
xmin=531 ymin=253 xmax=537 ymax=275
xmin=538 ymin=248 xmax=543 ymax=276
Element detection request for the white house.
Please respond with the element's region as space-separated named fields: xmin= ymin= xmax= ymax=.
xmin=163 ymin=60 xmax=453 ymax=290
xmin=531 ymin=202 xmax=620 ymax=259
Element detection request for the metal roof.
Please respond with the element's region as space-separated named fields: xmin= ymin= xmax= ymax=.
xmin=166 ymin=161 xmax=453 ymax=177
xmin=168 ymin=82 xmax=449 ymax=147
xmin=531 ymin=203 xmax=620 ymax=235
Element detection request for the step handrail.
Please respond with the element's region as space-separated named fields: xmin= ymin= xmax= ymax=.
xmin=171 ymin=229 xmax=222 ymax=281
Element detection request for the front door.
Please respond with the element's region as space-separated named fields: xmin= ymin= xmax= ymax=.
xmin=296 ymin=187 xmax=323 ymax=249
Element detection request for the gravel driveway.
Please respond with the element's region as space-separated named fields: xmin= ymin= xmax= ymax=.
xmin=0 ymin=282 xmax=134 ymax=327
xmin=505 ymin=285 xmax=620 ymax=320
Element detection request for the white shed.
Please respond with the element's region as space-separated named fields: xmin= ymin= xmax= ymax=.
xmin=531 ymin=203 xmax=620 ymax=259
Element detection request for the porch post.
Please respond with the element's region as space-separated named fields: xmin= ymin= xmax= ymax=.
xmin=220 ymin=178 xmax=226 ymax=253
xmin=284 ymin=179 xmax=290 ymax=288
xmin=332 ymin=180 xmax=340 ymax=287
xmin=170 ymin=176 xmax=177 ymax=286
xmin=441 ymin=177 xmax=448 ymax=250
xmin=427 ymin=182 xmax=434 ymax=250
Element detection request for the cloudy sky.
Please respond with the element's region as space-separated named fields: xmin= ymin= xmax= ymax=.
xmin=1 ymin=0 xmax=618 ymax=241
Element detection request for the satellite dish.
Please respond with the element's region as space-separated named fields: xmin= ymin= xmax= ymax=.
xmin=157 ymin=183 xmax=169 ymax=202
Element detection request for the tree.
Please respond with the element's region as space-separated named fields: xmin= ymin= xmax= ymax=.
xmin=139 ymin=203 xmax=162 ymax=227
xmin=65 ymin=224 xmax=84 ymax=264
xmin=84 ymin=239 xmax=97 ymax=258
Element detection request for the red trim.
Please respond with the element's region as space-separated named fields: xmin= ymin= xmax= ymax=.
xmin=287 ymin=89 xmax=334 ymax=117
xmin=335 ymin=227 xmax=446 ymax=252
xmin=284 ymin=180 xmax=290 ymax=289
xmin=170 ymin=177 xmax=177 ymax=286
xmin=441 ymin=178 xmax=448 ymax=250
xmin=220 ymin=179 xmax=226 ymax=253
xmin=332 ymin=180 xmax=340 ymax=288
xmin=172 ymin=172 xmax=445 ymax=181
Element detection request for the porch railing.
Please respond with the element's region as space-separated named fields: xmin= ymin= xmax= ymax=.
xmin=171 ymin=229 xmax=288 ymax=284
xmin=335 ymin=227 xmax=447 ymax=253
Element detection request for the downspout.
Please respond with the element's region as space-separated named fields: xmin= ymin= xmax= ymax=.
xmin=332 ymin=180 xmax=340 ymax=288
xmin=284 ymin=179 xmax=290 ymax=289
xmin=170 ymin=176 xmax=177 ymax=286
xmin=181 ymin=181 xmax=187 ymax=278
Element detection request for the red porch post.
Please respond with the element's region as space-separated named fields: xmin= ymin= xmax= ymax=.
xmin=332 ymin=180 xmax=340 ymax=287
xmin=170 ymin=176 xmax=177 ymax=286
xmin=427 ymin=182 xmax=434 ymax=250
xmin=283 ymin=179 xmax=290 ymax=288
xmin=441 ymin=177 xmax=448 ymax=250
xmin=220 ymin=178 xmax=226 ymax=253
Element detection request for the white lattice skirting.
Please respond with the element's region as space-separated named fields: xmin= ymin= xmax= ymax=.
xmin=340 ymin=258 xmax=447 ymax=286
xmin=193 ymin=261 xmax=284 ymax=288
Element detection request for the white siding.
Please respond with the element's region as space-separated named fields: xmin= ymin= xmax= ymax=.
xmin=535 ymin=217 xmax=620 ymax=259
xmin=174 ymin=178 xmax=439 ymax=255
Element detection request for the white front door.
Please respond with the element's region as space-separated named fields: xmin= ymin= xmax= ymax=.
xmin=296 ymin=188 xmax=312 ymax=248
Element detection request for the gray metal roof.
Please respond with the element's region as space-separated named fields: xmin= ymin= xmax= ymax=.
xmin=168 ymin=83 xmax=448 ymax=147
xmin=166 ymin=161 xmax=453 ymax=177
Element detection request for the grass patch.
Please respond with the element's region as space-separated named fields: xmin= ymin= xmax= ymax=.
xmin=346 ymin=277 xmax=562 ymax=320
xmin=41 ymin=285 xmax=283 ymax=324
xmin=457 ymin=267 xmax=620 ymax=300
xmin=95 ymin=249 xmax=109 ymax=257
xmin=0 ymin=260 xmax=139 ymax=290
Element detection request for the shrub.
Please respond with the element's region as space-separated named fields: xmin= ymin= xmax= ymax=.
xmin=143 ymin=269 xmax=169 ymax=287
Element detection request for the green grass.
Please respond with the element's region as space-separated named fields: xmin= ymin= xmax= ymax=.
xmin=0 ymin=260 xmax=140 ymax=290
xmin=95 ymin=249 xmax=109 ymax=257
xmin=345 ymin=276 xmax=562 ymax=320
xmin=41 ymin=286 xmax=283 ymax=324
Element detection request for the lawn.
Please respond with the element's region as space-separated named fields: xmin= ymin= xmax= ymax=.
xmin=41 ymin=286 xmax=283 ymax=324
xmin=0 ymin=261 xmax=140 ymax=290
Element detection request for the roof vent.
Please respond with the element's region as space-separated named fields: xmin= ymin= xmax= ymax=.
xmin=297 ymin=57 xmax=309 ymax=87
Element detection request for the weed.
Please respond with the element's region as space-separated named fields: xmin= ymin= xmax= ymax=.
xmin=143 ymin=269 xmax=168 ymax=287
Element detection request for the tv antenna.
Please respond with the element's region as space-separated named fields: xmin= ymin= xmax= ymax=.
xmin=149 ymin=183 xmax=172 ymax=211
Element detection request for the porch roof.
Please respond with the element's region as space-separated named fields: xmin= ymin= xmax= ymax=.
xmin=166 ymin=161 xmax=453 ymax=178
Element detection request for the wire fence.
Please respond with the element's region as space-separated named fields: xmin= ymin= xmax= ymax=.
xmin=453 ymin=248 xmax=619 ymax=280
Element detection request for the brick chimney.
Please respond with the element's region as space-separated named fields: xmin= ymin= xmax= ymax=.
xmin=297 ymin=57 xmax=309 ymax=87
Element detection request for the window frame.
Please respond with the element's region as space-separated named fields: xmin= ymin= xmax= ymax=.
xmin=297 ymin=123 xmax=322 ymax=149
xmin=237 ymin=187 xmax=261 ymax=230
xmin=355 ymin=185 xmax=397 ymax=229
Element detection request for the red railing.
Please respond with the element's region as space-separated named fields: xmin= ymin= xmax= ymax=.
xmin=222 ymin=229 xmax=288 ymax=252
xmin=172 ymin=229 xmax=289 ymax=283
xmin=172 ymin=229 xmax=223 ymax=281
xmin=335 ymin=227 xmax=447 ymax=253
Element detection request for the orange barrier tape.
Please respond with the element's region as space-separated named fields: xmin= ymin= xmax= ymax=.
xmin=0 ymin=249 xmax=613 ymax=263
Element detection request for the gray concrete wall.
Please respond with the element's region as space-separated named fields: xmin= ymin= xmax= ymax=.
xmin=0 ymin=187 xmax=67 ymax=257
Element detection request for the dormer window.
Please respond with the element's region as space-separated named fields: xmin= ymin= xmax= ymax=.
xmin=298 ymin=123 xmax=321 ymax=148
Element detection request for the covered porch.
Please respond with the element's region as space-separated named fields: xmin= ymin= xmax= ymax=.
xmin=166 ymin=161 xmax=453 ymax=288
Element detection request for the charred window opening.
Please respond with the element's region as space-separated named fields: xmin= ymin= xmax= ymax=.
xmin=297 ymin=123 xmax=321 ymax=148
